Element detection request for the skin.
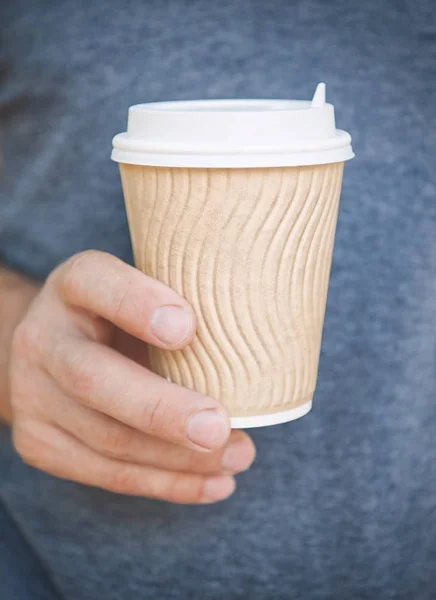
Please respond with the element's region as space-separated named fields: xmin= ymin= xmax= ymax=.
xmin=0 ymin=251 xmax=256 ymax=504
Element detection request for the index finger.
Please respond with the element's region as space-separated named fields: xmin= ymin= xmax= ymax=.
xmin=56 ymin=251 xmax=195 ymax=349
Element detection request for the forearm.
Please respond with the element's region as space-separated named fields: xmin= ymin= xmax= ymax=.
xmin=0 ymin=267 xmax=39 ymax=425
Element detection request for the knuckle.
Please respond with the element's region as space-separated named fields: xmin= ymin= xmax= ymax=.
xmin=56 ymin=346 xmax=97 ymax=398
xmin=141 ymin=395 xmax=169 ymax=435
xmin=112 ymin=282 xmax=133 ymax=321
xmin=12 ymin=422 xmax=44 ymax=468
xmin=161 ymin=472 xmax=204 ymax=504
xmin=97 ymin=424 xmax=135 ymax=458
xmin=109 ymin=281 xmax=147 ymax=327
xmin=106 ymin=466 xmax=141 ymax=495
xmin=186 ymin=450 xmax=221 ymax=474
xmin=11 ymin=319 xmax=43 ymax=358
xmin=60 ymin=251 xmax=102 ymax=302
xmin=70 ymin=355 xmax=97 ymax=398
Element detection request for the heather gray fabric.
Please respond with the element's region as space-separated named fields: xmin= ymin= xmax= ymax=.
xmin=0 ymin=499 xmax=60 ymax=600
xmin=1 ymin=1 xmax=436 ymax=598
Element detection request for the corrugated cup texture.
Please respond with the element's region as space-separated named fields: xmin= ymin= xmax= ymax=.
xmin=120 ymin=163 xmax=344 ymax=419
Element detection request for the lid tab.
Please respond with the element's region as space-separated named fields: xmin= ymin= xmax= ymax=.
xmin=311 ymin=82 xmax=326 ymax=108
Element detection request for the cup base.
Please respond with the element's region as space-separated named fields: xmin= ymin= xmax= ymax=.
xmin=230 ymin=400 xmax=312 ymax=429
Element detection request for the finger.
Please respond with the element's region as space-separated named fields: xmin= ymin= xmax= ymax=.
xmin=56 ymin=251 xmax=196 ymax=350
xmin=51 ymin=394 xmax=255 ymax=474
xmin=12 ymin=367 xmax=254 ymax=474
xmin=13 ymin=420 xmax=236 ymax=504
xmin=47 ymin=336 xmax=230 ymax=451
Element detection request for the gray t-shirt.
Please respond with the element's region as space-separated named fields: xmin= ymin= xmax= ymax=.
xmin=1 ymin=1 xmax=436 ymax=598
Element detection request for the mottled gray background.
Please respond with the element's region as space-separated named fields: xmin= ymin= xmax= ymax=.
xmin=1 ymin=1 xmax=436 ymax=599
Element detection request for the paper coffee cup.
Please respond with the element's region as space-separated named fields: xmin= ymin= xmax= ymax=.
xmin=112 ymin=84 xmax=354 ymax=428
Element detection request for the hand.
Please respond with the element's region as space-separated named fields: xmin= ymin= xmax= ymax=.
xmin=9 ymin=251 xmax=255 ymax=504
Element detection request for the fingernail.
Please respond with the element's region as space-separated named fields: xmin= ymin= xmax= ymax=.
xmin=201 ymin=475 xmax=236 ymax=503
xmin=186 ymin=409 xmax=229 ymax=450
xmin=222 ymin=436 xmax=256 ymax=473
xmin=151 ymin=305 xmax=192 ymax=346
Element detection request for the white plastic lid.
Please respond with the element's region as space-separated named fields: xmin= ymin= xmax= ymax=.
xmin=111 ymin=83 xmax=354 ymax=168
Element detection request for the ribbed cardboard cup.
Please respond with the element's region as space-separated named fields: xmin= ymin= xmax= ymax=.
xmin=112 ymin=84 xmax=354 ymax=428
